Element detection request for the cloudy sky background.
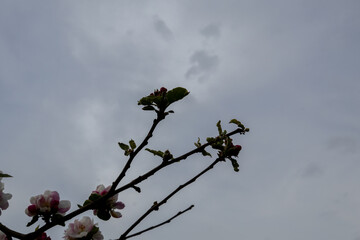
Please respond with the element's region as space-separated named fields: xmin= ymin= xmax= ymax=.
xmin=1 ymin=0 xmax=359 ymax=239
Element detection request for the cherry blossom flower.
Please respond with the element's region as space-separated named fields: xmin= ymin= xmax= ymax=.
xmin=91 ymin=184 xmax=125 ymax=219
xmin=0 ymin=230 xmax=8 ymax=240
xmin=0 ymin=180 xmax=12 ymax=216
xmin=25 ymin=190 xmax=71 ymax=217
xmin=64 ymin=216 xmax=103 ymax=240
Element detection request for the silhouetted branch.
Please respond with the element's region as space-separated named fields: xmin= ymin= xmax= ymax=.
xmin=0 ymin=223 xmax=23 ymax=239
xmin=118 ymin=157 xmax=224 ymax=240
xmin=125 ymin=205 xmax=194 ymax=239
xmin=109 ymin=110 xmax=166 ymax=194
xmin=113 ymin=128 xmax=244 ymax=196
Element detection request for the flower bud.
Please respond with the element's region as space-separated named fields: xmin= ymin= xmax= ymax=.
xmin=159 ymin=87 xmax=167 ymax=94
xmin=227 ymin=145 xmax=242 ymax=157
xmin=25 ymin=204 xmax=38 ymax=216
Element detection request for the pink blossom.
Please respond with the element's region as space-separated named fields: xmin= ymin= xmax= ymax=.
xmin=91 ymin=184 xmax=125 ymax=218
xmin=0 ymin=230 xmax=8 ymax=240
xmin=25 ymin=190 xmax=71 ymax=217
xmin=0 ymin=181 xmax=12 ymax=216
xmin=64 ymin=217 xmax=103 ymax=240
xmin=92 ymin=184 xmax=110 ymax=196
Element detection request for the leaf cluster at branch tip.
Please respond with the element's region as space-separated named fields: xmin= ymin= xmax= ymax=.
xmin=138 ymin=87 xmax=189 ymax=112
xmin=145 ymin=148 xmax=173 ymax=162
xmin=200 ymin=119 xmax=248 ymax=172
xmin=118 ymin=139 xmax=137 ymax=156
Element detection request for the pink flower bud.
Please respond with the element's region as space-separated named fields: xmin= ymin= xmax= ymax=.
xmin=35 ymin=233 xmax=51 ymax=240
xmin=227 ymin=145 xmax=242 ymax=157
xmin=159 ymin=87 xmax=167 ymax=93
xmin=25 ymin=204 xmax=38 ymax=216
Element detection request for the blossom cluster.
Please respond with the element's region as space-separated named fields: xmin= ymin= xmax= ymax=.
xmin=25 ymin=190 xmax=71 ymax=223
xmin=87 ymin=184 xmax=125 ymax=220
xmin=0 ymin=172 xmax=12 ymax=216
xmin=64 ymin=216 xmax=103 ymax=240
xmin=150 ymin=87 xmax=167 ymax=96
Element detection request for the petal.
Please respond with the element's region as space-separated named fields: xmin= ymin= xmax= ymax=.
xmin=58 ymin=200 xmax=71 ymax=213
xmin=93 ymin=230 xmax=104 ymax=240
xmin=0 ymin=199 xmax=9 ymax=210
xmin=49 ymin=191 xmax=60 ymax=202
xmin=4 ymin=192 xmax=12 ymax=201
xmin=25 ymin=204 xmax=37 ymax=216
xmin=114 ymin=201 xmax=125 ymax=209
xmin=80 ymin=216 xmax=94 ymax=232
xmin=110 ymin=210 xmax=122 ymax=218
xmin=50 ymin=199 xmax=59 ymax=209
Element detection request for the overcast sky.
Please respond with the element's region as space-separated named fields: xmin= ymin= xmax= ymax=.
xmin=1 ymin=1 xmax=359 ymax=239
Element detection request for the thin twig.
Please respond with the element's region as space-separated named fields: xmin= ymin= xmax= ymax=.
xmin=113 ymin=128 xmax=244 ymax=196
xmin=125 ymin=205 xmax=194 ymax=239
xmin=0 ymin=223 xmax=24 ymax=239
xmin=109 ymin=110 xmax=166 ymax=194
xmin=118 ymin=157 xmax=224 ymax=240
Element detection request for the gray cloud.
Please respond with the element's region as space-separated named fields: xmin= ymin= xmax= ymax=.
xmin=200 ymin=23 xmax=221 ymax=39
xmin=326 ymin=136 xmax=358 ymax=154
xmin=153 ymin=15 xmax=173 ymax=41
xmin=185 ymin=50 xmax=219 ymax=79
xmin=301 ymin=163 xmax=323 ymax=178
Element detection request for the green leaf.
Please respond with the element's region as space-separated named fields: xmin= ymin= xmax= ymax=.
xmin=216 ymin=121 xmax=223 ymax=135
xmin=201 ymin=150 xmax=212 ymax=157
xmin=195 ymin=138 xmax=211 ymax=157
xmin=145 ymin=148 xmax=164 ymax=158
xmin=90 ymin=225 xmax=100 ymax=235
xmin=166 ymin=87 xmax=189 ymax=106
xmin=118 ymin=142 xmax=129 ymax=151
xmin=89 ymin=193 xmax=102 ymax=202
xmin=229 ymin=119 xmax=245 ymax=129
xmin=230 ymin=158 xmax=240 ymax=172
xmin=124 ymin=149 xmax=132 ymax=156
xmin=142 ymin=105 xmax=156 ymax=111
xmin=83 ymin=200 xmax=92 ymax=206
xmin=129 ymin=139 xmax=136 ymax=149
xmin=0 ymin=173 xmax=12 ymax=178
xmin=138 ymin=96 xmax=154 ymax=106
xmin=194 ymin=137 xmax=202 ymax=148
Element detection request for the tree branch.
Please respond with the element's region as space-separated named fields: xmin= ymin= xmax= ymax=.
xmin=113 ymin=127 xmax=244 ymax=196
xmin=0 ymin=223 xmax=24 ymax=239
xmin=118 ymin=157 xmax=224 ymax=240
xmin=125 ymin=205 xmax=194 ymax=239
xmin=109 ymin=110 xmax=166 ymax=194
